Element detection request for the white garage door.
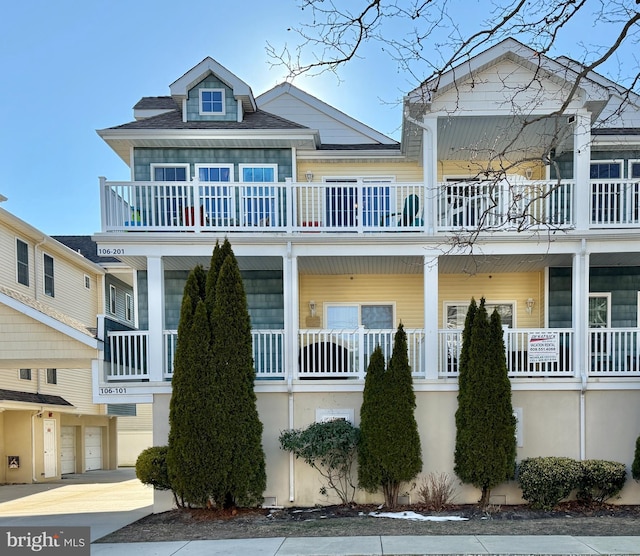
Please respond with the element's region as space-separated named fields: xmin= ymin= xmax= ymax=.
xmin=61 ymin=426 xmax=76 ymax=475
xmin=84 ymin=427 xmax=102 ymax=471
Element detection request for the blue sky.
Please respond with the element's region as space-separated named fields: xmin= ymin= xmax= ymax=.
xmin=1 ymin=1 xmax=636 ymax=235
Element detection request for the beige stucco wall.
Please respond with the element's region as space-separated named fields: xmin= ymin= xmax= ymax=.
xmin=151 ymin=386 xmax=640 ymax=509
xmin=117 ymin=431 xmax=153 ymax=467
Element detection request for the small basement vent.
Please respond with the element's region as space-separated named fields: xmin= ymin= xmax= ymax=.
xmin=262 ymin=496 xmax=278 ymax=508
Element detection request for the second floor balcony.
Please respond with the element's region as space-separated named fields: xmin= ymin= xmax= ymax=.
xmin=101 ymin=326 xmax=640 ymax=386
xmin=100 ymin=177 xmax=640 ymax=235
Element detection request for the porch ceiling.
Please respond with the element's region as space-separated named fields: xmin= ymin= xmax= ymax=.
xmin=117 ymin=252 xmax=640 ymax=275
xmin=404 ymin=114 xmax=573 ymax=163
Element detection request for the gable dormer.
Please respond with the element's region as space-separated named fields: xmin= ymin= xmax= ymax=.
xmin=169 ymin=57 xmax=256 ymax=123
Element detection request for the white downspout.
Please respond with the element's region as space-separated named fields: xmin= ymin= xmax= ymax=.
xmin=31 ymin=410 xmax=43 ymax=482
xmin=579 ymin=239 xmax=589 ymax=460
xmin=285 ymin=242 xmax=297 ymax=502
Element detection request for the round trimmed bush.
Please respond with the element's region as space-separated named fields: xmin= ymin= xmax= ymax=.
xmin=578 ymin=459 xmax=626 ymax=504
xmin=136 ymin=446 xmax=172 ymax=491
xmin=518 ymin=457 xmax=582 ymax=510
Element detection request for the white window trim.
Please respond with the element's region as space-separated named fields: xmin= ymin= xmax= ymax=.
xmin=194 ymin=163 xmax=235 ymax=182
xmin=199 ymin=88 xmax=226 ymax=116
xmin=150 ymin=164 xmax=190 ymax=182
xmin=16 ymin=237 xmax=29 ymax=287
xmin=590 ymin=160 xmax=623 ymax=179
xmin=19 ymin=369 xmax=32 ymax=381
xmin=109 ymin=285 xmax=117 ymax=315
xmin=443 ymin=300 xmax=517 ymax=328
xmin=239 ymin=164 xmax=278 ymax=182
xmin=43 ymin=253 xmax=54 ymax=297
xmin=637 ymin=291 xmax=640 ymax=328
xmin=629 ymin=159 xmax=640 ymax=179
xmin=46 ymin=368 xmax=57 ymax=385
xmin=84 ymin=274 xmax=91 ymax=289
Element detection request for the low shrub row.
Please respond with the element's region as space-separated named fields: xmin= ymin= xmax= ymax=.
xmin=518 ymin=457 xmax=627 ymax=510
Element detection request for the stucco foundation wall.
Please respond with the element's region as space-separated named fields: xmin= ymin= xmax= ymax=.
xmin=117 ymin=431 xmax=153 ymax=466
xmin=151 ymin=386 xmax=640 ymax=510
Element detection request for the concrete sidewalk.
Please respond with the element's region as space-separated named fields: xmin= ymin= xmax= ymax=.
xmin=92 ymin=535 xmax=640 ymax=555
xmin=2 ymin=471 xmax=639 ymax=554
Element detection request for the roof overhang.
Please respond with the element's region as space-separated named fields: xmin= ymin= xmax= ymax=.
xmin=97 ymin=128 xmax=321 ymax=165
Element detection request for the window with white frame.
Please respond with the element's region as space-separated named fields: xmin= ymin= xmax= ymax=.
xmin=196 ymin=164 xmax=235 ymax=224
xmin=590 ymin=161 xmax=622 ymax=179
xmin=109 ymin=285 xmax=117 ymax=314
xmin=199 ymin=89 xmax=225 ymax=115
xmin=19 ymin=369 xmax=32 ymax=380
xmin=445 ymin=301 xmax=514 ymax=329
xmin=84 ymin=274 xmax=91 ymax=289
xmin=125 ymin=293 xmax=133 ymax=322
xmin=326 ymin=303 xmax=395 ymax=329
xmin=46 ymin=368 xmax=57 ymax=385
xmin=588 ymin=293 xmax=611 ymax=328
xmin=43 ymin=253 xmax=54 ymax=297
xmin=630 ymin=160 xmax=640 ymax=179
xmin=240 ymin=164 xmax=277 ymax=226
xmin=152 ymin=164 xmax=189 ymax=182
xmin=16 ymin=238 xmax=29 ymax=286
xmin=589 ymin=292 xmax=611 ymax=356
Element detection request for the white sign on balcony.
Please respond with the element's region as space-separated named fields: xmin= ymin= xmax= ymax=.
xmin=528 ymin=332 xmax=559 ymax=363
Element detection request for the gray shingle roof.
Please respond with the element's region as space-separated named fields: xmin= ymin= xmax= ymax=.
xmin=53 ymin=235 xmax=119 ymax=264
xmin=0 ymin=389 xmax=74 ymax=407
xmin=133 ymin=96 xmax=178 ymax=110
xmin=319 ymin=143 xmax=401 ymax=150
xmin=592 ymin=128 xmax=640 ymax=136
xmin=107 ymin=107 xmax=309 ymax=131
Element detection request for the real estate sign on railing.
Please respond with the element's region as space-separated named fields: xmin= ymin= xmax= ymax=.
xmin=528 ymin=332 xmax=559 ymax=363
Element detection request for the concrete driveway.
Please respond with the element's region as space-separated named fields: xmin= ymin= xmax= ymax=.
xmin=0 ymin=468 xmax=153 ymax=541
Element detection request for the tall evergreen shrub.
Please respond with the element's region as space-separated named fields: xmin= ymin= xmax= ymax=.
xmin=358 ymin=324 xmax=422 ymax=508
xmin=454 ymin=298 xmax=516 ymax=506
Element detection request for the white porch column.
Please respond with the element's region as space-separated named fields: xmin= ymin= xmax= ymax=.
xmin=573 ymin=112 xmax=591 ymax=231
xmin=423 ymin=116 xmax=438 ymax=235
xmin=147 ymin=256 xmax=165 ymax=382
xmin=284 ymin=243 xmax=299 ymax=383
xmin=424 ymin=255 xmax=439 ymax=380
xmin=572 ymin=240 xmax=589 ymax=379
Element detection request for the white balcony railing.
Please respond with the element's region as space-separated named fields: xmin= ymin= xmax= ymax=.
xmin=436 ymin=180 xmax=574 ymax=230
xmin=589 ymin=328 xmax=640 ymax=376
xmin=591 ymin=180 xmax=640 ymax=227
xmin=438 ymin=328 xmax=575 ymax=378
xmin=161 ymin=330 xmax=285 ymax=381
xmin=105 ymin=330 xmax=149 ymax=380
xmin=101 ymin=177 xmax=640 ymax=233
xmin=298 ymin=328 xmax=425 ymax=379
xmin=104 ymin=327 xmax=640 ymax=383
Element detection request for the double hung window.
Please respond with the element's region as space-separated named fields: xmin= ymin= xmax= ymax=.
xmin=16 ymin=238 xmax=29 ymax=286
xmin=43 ymin=254 xmax=54 ymax=297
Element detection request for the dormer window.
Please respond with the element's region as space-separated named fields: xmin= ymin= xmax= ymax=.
xmin=200 ymin=89 xmax=225 ymax=115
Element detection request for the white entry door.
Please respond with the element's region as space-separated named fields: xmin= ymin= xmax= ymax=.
xmin=43 ymin=419 xmax=57 ymax=478
xmin=84 ymin=427 xmax=102 ymax=471
xmin=61 ymin=426 xmax=76 ymax=474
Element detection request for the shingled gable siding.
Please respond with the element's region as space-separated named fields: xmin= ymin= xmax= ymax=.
xmin=549 ymin=266 xmax=640 ymax=328
xmin=186 ymin=76 xmax=237 ymax=122
xmin=133 ymin=148 xmax=292 ymax=182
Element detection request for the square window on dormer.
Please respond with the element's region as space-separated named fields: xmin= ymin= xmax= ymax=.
xmin=200 ymin=89 xmax=225 ymax=115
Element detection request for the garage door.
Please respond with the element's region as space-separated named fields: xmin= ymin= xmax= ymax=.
xmin=84 ymin=427 xmax=102 ymax=471
xmin=61 ymin=426 xmax=76 ymax=474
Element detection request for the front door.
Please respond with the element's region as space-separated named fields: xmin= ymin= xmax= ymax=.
xmin=43 ymin=419 xmax=57 ymax=478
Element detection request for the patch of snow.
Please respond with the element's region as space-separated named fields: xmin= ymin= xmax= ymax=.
xmin=370 ymin=511 xmax=468 ymax=522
